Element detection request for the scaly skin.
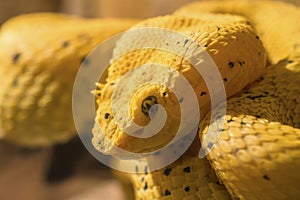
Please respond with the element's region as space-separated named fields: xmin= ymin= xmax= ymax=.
xmin=200 ymin=60 xmax=300 ymax=199
xmin=92 ymin=0 xmax=300 ymax=200
xmin=92 ymin=15 xmax=266 ymax=153
xmin=176 ymin=1 xmax=300 ymax=199
xmin=175 ymin=0 xmax=300 ymax=64
xmin=0 ymin=13 xmax=138 ymax=147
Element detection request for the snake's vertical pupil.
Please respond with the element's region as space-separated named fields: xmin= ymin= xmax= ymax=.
xmin=142 ymin=96 xmax=158 ymax=116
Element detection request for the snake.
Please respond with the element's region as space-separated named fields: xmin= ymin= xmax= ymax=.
xmin=91 ymin=0 xmax=300 ymax=200
xmin=0 ymin=0 xmax=299 ymax=200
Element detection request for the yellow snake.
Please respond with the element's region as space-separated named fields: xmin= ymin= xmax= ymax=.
xmin=0 ymin=0 xmax=299 ymax=200
xmin=92 ymin=0 xmax=300 ymax=200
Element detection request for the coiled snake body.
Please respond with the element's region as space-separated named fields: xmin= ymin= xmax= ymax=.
xmin=0 ymin=1 xmax=299 ymax=200
xmin=93 ymin=1 xmax=300 ymax=200
xmin=0 ymin=13 xmax=137 ymax=146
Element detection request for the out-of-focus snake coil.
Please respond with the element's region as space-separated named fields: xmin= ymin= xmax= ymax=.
xmin=92 ymin=0 xmax=300 ymax=200
xmin=0 ymin=13 xmax=138 ymax=146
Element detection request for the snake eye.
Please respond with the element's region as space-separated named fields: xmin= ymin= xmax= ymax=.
xmin=141 ymin=96 xmax=158 ymax=116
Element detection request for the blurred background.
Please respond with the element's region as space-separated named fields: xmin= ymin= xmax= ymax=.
xmin=0 ymin=0 xmax=299 ymax=200
xmin=0 ymin=0 xmax=198 ymax=24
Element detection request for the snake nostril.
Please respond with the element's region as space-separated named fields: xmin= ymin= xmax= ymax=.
xmin=141 ymin=96 xmax=158 ymax=116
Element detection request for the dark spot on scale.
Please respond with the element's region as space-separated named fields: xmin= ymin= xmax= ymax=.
xmin=164 ymin=168 xmax=172 ymax=176
xmin=228 ymin=61 xmax=234 ymax=68
xmin=141 ymin=177 xmax=144 ymax=182
xmin=227 ymin=119 xmax=234 ymax=123
xmin=104 ymin=113 xmax=110 ymax=119
xmin=255 ymin=115 xmax=261 ymax=118
xmin=166 ymin=43 xmax=169 ymax=46
xmin=62 ymin=41 xmax=70 ymax=47
xmin=177 ymin=41 xmax=180 ymax=45
xmin=246 ymin=94 xmax=265 ymax=100
xmin=288 ymin=60 xmax=294 ymax=63
xmin=144 ymin=166 xmax=148 ymax=174
xmin=184 ymin=186 xmax=190 ymax=192
xmin=165 ymin=190 xmax=171 ymax=196
xmin=223 ymin=78 xmax=228 ymax=82
xmin=163 ymin=92 xmax=167 ymax=97
xmin=143 ymin=182 xmax=148 ymax=190
xmin=256 ymin=35 xmax=260 ymax=39
xmin=264 ymin=91 xmax=269 ymax=94
xmin=241 ymin=121 xmax=246 ymax=125
xmin=12 ymin=53 xmax=21 ymax=64
xmin=246 ymin=21 xmax=251 ymax=25
xmin=263 ymin=175 xmax=270 ymax=180
xmin=258 ymin=52 xmax=261 ymax=55
xmin=217 ymin=26 xmax=220 ymax=31
xmin=200 ymin=92 xmax=207 ymax=96
xmin=204 ymin=44 xmax=208 ymax=47
xmin=144 ymin=182 xmax=148 ymax=190
xmin=183 ymin=167 xmax=190 ymax=173
xmin=183 ymin=39 xmax=189 ymax=46
xmin=238 ymin=61 xmax=243 ymax=66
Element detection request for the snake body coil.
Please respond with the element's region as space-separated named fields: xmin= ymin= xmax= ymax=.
xmin=0 ymin=13 xmax=137 ymax=146
xmin=92 ymin=0 xmax=300 ymax=200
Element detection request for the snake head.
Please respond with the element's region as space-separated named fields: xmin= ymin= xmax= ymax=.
xmin=91 ymin=15 xmax=267 ymax=156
